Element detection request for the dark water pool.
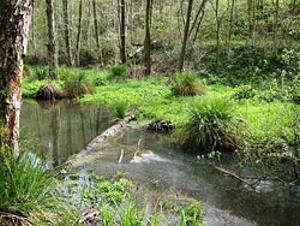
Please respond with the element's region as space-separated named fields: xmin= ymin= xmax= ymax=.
xmin=20 ymin=100 xmax=300 ymax=226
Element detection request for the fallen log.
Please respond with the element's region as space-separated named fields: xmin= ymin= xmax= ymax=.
xmin=77 ymin=113 xmax=135 ymax=157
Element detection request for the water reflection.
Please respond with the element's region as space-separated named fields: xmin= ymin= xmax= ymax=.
xmin=20 ymin=99 xmax=112 ymax=165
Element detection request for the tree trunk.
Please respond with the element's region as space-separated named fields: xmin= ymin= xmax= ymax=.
xmin=120 ymin=0 xmax=127 ymax=64
xmin=215 ymin=0 xmax=221 ymax=67
xmin=62 ymin=0 xmax=73 ymax=66
xmin=76 ymin=0 xmax=83 ymax=66
xmin=179 ymin=0 xmax=193 ymax=71
xmin=92 ymin=0 xmax=104 ymax=67
xmin=46 ymin=0 xmax=59 ymax=79
xmin=227 ymin=0 xmax=235 ymax=53
xmin=0 ymin=0 xmax=34 ymax=156
xmin=144 ymin=0 xmax=152 ymax=75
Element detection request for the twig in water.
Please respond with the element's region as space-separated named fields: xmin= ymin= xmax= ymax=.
xmin=118 ymin=149 xmax=124 ymax=164
xmin=214 ymin=166 xmax=258 ymax=189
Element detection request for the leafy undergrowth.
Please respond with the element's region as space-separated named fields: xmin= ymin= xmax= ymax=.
xmin=61 ymin=171 xmax=206 ymax=226
xmin=0 ymin=147 xmax=206 ymax=225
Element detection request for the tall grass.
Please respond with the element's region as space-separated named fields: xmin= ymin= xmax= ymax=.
xmin=0 ymin=150 xmax=55 ymax=212
xmin=114 ymin=101 xmax=129 ymax=119
xmin=176 ymin=97 xmax=243 ymax=152
xmin=171 ymin=72 xmax=206 ymax=96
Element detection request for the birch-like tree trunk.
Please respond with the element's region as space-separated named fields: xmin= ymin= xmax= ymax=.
xmin=0 ymin=0 xmax=34 ymax=155
xmin=46 ymin=0 xmax=59 ymax=79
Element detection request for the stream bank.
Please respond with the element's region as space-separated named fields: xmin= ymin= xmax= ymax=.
xmin=20 ymin=100 xmax=300 ymax=226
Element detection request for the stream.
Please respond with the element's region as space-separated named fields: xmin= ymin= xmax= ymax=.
xmin=20 ymin=100 xmax=300 ymax=226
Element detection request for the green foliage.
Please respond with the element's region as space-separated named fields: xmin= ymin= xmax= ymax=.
xmin=22 ymin=78 xmax=64 ymax=98
xmin=110 ymin=65 xmax=128 ymax=79
xmin=233 ymin=84 xmax=257 ymax=100
xmin=97 ymin=179 xmax=133 ymax=203
xmin=0 ymin=149 xmax=68 ymax=224
xmin=170 ymin=72 xmax=206 ymax=96
xmin=114 ymin=101 xmax=129 ymax=119
xmin=64 ymin=72 xmax=95 ymax=98
xmin=176 ymin=97 xmax=243 ymax=152
xmin=238 ymin=104 xmax=300 ymax=181
xmin=121 ymin=201 xmax=144 ymax=226
xmin=181 ymin=201 xmax=205 ymax=226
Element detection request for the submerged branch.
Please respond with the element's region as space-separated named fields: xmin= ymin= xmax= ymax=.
xmin=214 ymin=166 xmax=258 ymax=189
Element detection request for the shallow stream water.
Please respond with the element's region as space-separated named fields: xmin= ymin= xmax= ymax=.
xmin=20 ymin=100 xmax=300 ymax=226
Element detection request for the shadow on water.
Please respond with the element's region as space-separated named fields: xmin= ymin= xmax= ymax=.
xmin=20 ymin=99 xmax=112 ymax=166
xmin=20 ymin=100 xmax=300 ymax=226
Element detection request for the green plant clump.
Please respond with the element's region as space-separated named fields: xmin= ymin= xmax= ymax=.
xmin=176 ymin=97 xmax=243 ymax=152
xmin=0 ymin=149 xmax=68 ymax=225
xmin=110 ymin=65 xmax=128 ymax=79
xmin=171 ymin=72 xmax=206 ymax=96
xmin=114 ymin=101 xmax=129 ymax=119
xmin=64 ymin=72 xmax=95 ymax=98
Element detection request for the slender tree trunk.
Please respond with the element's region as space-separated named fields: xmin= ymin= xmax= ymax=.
xmin=93 ymin=0 xmax=104 ymax=66
xmin=76 ymin=0 xmax=83 ymax=66
xmin=0 ymin=0 xmax=34 ymax=155
xmin=46 ymin=0 xmax=59 ymax=79
xmin=144 ymin=0 xmax=152 ymax=75
xmin=227 ymin=0 xmax=235 ymax=53
xmin=120 ymin=0 xmax=127 ymax=63
xmin=179 ymin=0 xmax=193 ymax=71
xmin=274 ymin=0 xmax=280 ymax=55
xmin=31 ymin=1 xmax=37 ymax=53
xmin=215 ymin=0 xmax=221 ymax=58
xmin=62 ymin=0 xmax=73 ymax=66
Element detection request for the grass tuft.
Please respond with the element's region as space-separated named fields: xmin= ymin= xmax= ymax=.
xmin=176 ymin=97 xmax=243 ymax=152
xmin=170 ymin=72 xmax=206 ymax=96
xmin=64 ymin=72 xmax=95 ymax=98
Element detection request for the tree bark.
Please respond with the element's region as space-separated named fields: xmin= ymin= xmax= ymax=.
xmin=62 ymin=0 xmax=73 ymax=66
xmin=76 ymin=0 xmax=83 ymax=66
xmin=46 ymin=0 xmax=59 ymax=79
xmin=92 ymin=0 xmax=104 ymax=67
xmin=0 ymin=0 xmax=34 ymax=155
xmin=120 ymin=0 xmax=127 ymax=64
xmin=179 ymin=0 xmax=193 ymax=71
xmin=144 ymin=0 xmax=152 ymax=75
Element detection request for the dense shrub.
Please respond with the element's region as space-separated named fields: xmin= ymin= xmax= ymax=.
xmin=64 ymin=72 xmax=95 ymax=98
xmin=110 ymin=65 xmax=128 ymax=79
xmin=170 ymin=72 xmax=206 ymax=96
xmin=176 ymin=97 xmax=243 ymax=152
